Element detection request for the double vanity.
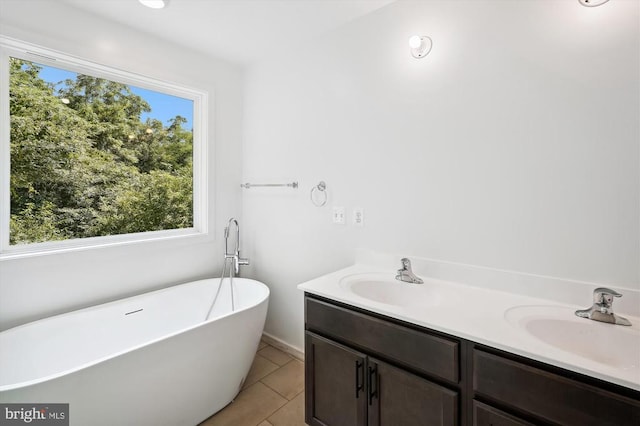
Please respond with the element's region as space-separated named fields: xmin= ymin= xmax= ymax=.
xmin=298 ymin=259 xmax=640 ymax=425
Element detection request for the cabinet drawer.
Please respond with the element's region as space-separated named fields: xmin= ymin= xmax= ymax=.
xmin=473 ymin=400 xmax=533 ymax=426
xmin=473 ymin=349 xmax=640 ymax=426
xmin=305 ymin=296 xmax=459 ymax=383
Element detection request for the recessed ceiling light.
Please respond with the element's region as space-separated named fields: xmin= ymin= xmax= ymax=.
xmin=139 ymin=0 xmax=167 ymax=9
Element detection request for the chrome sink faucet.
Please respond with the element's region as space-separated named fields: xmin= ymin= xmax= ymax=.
xmin=224 ymin=218 xmax=249 ymax=275
xmin=575 ymin=288 xmax=632 ymax=326
xmin=395 ymin=258 xmax=424 ymax=284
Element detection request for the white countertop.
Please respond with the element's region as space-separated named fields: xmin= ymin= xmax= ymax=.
xmin=298 ymin=263 xmax=640 ymax=392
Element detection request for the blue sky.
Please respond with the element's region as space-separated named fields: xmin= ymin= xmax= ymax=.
xmin=37 ymin=63 xmax=193 ymax=129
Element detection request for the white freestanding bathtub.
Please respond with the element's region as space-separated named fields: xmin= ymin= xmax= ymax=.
xmin=0 ymin=277 xmax=269 ymax=426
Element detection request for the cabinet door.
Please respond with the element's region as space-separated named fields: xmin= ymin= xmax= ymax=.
xmin=305 ymin=332 xmax=367 ymax=426
xmin=368 ymin=358 xmax=459 ymax=426
xmin=473 ymin=401 xmax=534 ymax=426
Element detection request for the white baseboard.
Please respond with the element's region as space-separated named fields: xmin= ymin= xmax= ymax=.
xmin=261 ymin=332 xmax=304 ymax=361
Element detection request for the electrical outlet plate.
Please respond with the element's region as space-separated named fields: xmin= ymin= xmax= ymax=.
xmin=332 ymin=206 xmax=345 ymax=224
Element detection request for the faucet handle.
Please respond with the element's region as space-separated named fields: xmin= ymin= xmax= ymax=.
xmin=593 ymin=287 xmax=622 ymax=308
xmin=400 ymin=258 xmax=411 ymax=270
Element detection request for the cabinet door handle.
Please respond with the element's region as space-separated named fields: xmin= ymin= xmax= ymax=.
xmin=355 ymin=360 xmax=364 ymax=398
xmin=367 ymin=364 xmax=378 ymax=405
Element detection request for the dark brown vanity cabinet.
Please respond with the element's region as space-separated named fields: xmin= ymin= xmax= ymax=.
xmin=305 ymin=296 xmax=460 ymax=426
xmin=304 ymin=293 xmax=640 ymax=426
xmin=305 ymin=332 xmax=458 ymax=426
xmin=472 ymin=349 xmax=640 ymax=426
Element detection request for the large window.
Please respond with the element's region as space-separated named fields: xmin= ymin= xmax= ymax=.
xmin=0 ymin=38 xmax=208 ymax=257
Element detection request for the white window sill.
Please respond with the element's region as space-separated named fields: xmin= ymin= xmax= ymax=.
xmin=0 ymin=228 xmax=208 ymax=261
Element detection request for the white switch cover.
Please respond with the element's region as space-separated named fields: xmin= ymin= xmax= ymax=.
xmin=332 ymin=206 xmax=345 ymax=224
xmin=353 ymin=207 xmax=364 ymax=226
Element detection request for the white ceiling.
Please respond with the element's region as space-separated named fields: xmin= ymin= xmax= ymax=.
xmin=61 ymin=0 xmax=395 ymax=66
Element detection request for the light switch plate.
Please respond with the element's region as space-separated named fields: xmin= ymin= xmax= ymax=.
xmin=353 ymin=207 xmax=364 ymax=226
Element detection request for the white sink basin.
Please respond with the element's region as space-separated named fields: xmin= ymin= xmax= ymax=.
xmin=339 ymin=273 xmax=443 ymax=307
xmin=505 ymin=305 xmax=640 ymax=371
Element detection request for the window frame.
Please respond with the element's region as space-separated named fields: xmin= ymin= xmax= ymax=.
xmin=0 ymin=37 xmax=209 ymax=259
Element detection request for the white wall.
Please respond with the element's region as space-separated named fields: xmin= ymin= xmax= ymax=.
xmin=0 ymin=1 xmax=244 ymax=330
xmin=242 ymin=0 xmax=640 ymax=350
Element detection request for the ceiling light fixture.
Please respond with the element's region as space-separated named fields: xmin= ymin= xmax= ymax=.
xmin=139 ymin=0 xmax=167 ymax=9
xmin=409 ymin=35 xmax=433 ymax=59
xmin=578 ymin=0 xmax=610 ymax=7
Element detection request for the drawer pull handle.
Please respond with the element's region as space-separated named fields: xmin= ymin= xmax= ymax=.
xmin=355 ymin=360 xmax=364 ymax=398
xmin=368 ymin=364 xmax=378 ymax=405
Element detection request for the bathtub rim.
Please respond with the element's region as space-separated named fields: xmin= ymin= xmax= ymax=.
xmin=0 ymin=277 xmax=269 ymax=392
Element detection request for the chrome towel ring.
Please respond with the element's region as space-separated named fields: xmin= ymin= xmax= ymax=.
xmin=310 ymin=181 xmax=327 ymax=207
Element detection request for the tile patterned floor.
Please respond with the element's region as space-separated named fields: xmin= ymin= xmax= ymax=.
xmin=200 ymin=341 xmax=306 ymax=426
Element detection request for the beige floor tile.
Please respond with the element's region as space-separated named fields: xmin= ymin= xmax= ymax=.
xmin=200 ymin=382 xmax=287 ymax=426
xmin=268 ymin=391 xmax=305 ymax=426
xmin=259 ymin=345 xmax=293 ymax=366
xmin=261 ymin=359 xmax=305 ymax=400
xmin=258 ymin=421 xmax=273 ymax=426
xmin=258 ymin=340 xmax=268 ymax=350
xmin=243 ymin=354 xmax=280 ymax=390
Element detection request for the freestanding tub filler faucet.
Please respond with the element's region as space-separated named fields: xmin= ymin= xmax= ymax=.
xmin=205 ymin=218 xmax=250 ymax=319
xmin=395 ymin=258 xmax=424 ymax=284
xmin=575 ymin=287 xmax=632 ymax=326
xmin=225 ymin=218 xmax=250 ymax=275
